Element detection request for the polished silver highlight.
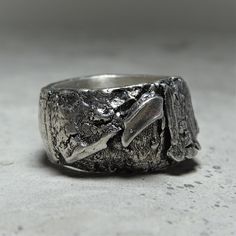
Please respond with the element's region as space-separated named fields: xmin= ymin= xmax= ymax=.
xmin=39 ymin=74 xmax=200 ymax=173
xmin=67 ymin=132 xmax=117 ymax=163
xmin=121 ymin=94 xmax=163 ymax=147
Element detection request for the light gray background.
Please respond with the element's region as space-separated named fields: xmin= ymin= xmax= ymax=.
xmin=0 ymin=1 xmax=236 ymax=236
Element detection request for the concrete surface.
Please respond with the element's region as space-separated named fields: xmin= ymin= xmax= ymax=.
xmin=0 ymin=30 xmax=235 ymax=236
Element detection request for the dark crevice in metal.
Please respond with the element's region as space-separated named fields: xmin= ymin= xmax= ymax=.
xmin=162 ymin=126 xmax=171 ymax=159
xmin=93 ymin=119 xmax=112 ymax=126
xmin=115 ymin=98 xmax=136 ymax=114
xmin=160 ymin=84 xmax=172 ymax=160
xmin=66 ymin=133 xmax=78 ymax=146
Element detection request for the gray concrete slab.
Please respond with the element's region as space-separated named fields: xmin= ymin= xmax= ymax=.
xmin=0 ymin=31 xmax=235 ymax=236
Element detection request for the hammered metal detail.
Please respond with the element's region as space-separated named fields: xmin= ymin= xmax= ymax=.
xmin=39 ymin=75 xmax=200 ymax=173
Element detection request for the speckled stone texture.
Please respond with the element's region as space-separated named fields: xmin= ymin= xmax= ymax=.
xmin=0 ymin=31 xmax=235 ymax=236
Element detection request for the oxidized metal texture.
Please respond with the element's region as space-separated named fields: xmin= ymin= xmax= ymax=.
xmin=39 ymin=75 xmax=200 ymax=173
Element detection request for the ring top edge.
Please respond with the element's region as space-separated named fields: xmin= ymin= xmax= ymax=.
xmin=41 ymin=74 xmax=182 ymax=92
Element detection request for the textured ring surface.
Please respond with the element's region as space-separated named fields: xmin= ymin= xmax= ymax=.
xmin=39 ymin=74 xmax=200 ymax=173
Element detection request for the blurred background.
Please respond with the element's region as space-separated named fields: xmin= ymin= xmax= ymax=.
xmin=0 ymin=0 xmax=236 ymax=32
xmin=0 ymin=0 xmax=235 ymax=94
xmin=0 ymin=1 xmax=236 ymax=236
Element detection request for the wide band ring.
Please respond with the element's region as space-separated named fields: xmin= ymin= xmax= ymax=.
xmin=39 ymin=74 xmax=200 ymax=173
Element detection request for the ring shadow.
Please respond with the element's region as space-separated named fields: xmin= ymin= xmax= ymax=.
xmin=37 ymin=150 xmax=200 ymax=178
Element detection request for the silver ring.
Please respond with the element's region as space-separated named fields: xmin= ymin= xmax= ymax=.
xmin=39 ymin=74 xmax=200 ymax=173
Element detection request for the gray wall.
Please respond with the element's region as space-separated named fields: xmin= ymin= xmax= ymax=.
xmin=0 ymin=0 xmax=235 ymax=33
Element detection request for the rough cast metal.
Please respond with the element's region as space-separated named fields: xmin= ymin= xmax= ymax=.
xmin=39 ymin=75 xmax=200 ymax=173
